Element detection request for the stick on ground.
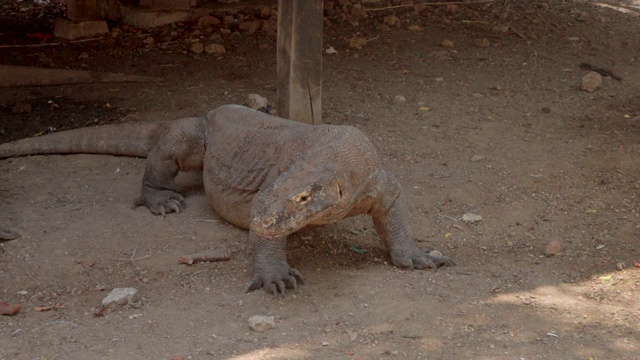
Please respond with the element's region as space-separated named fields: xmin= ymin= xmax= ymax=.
xmin=179 ymin=250 xmax=231 ymax=265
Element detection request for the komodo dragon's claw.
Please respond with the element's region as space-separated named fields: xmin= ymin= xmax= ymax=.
xmin=391 ymin=248 xmax=455 ymax=270
xmin=424 ymin=249 xmax=455 ymax=267
xmin=247 ymin=267 xmax=305 ymax=297
xmin=133 ymin=187 xmax=186 ymax=216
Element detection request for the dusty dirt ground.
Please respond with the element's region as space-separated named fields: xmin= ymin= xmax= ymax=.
xmin=1 ymin=0 xmax=639 ymax=359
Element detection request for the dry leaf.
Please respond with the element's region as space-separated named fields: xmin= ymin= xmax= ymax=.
xmin=0 ymin=301 xmax=21 ymax=316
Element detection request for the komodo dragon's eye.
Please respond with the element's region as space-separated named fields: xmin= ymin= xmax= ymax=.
xmin=293 ymin=191 xmax=312 ymax=205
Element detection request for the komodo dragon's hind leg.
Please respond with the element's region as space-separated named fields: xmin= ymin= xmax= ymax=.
xmin=0 ymin=227 xmax=20 ymax=241
xmin=246 ymin=232 xmax=305 ymax=296
xmin=371 ymin=172 xmax=455 ymax=269
xmin=133 ymin=118 xmax=207 ymax=216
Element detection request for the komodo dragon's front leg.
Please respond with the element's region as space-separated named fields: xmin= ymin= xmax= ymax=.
xmin=134 ymin=118 xmax=207 ymax=216
xmin=371 ymin=171 xmax=454 ymax=269
xmin=246 ymin=233 xmax=305 ymax=295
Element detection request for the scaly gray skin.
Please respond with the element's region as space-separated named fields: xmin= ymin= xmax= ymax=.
xmin=0 ymin=104 xmax=454 ymax=294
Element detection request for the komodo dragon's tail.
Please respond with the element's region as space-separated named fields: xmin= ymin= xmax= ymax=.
xmin=0 ymin=122 xmax=166 ymax=159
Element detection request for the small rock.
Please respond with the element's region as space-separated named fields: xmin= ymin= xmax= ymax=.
xmin=260 ymin=6 xmax=272 ymax=18
xmin=471 ymin=155 xmax=485 ymax=162
xmin=247 ymin=94 xmax=268 ymax=110
xmin=384 ymin=15 xmax=401 ymax=27
xmin=239 ymin=19 xmax=263 ymax=33
xmin=12 ymin=102 xmax=32 ymax=114
xmin=615 ymin=262 xmax=625 ymax=271
xmin=190 ymin=42 xmax=204 ymax=54
xmin=223 ymin=15 xmax=235 ymax=25
xmin=393 ymin=95 xmax=407 ymax=104
xmin=191 ymin=8 xmax=210 ymax=22
xmin=491 ymin=25 xmax=510 ymax=34
xmin=205 ymin=43 xmax=226 ymax=55
xmin=474 ymin=38 xmax=490 ymax=47
xmin=143 ymin=36 xmax=155 ymax=45
xmin=580 ymin=71 xmax=602 ymax=92
xmin=462 ymin=213 xmax=483 ymax=223
xmin=110 ymin=28 xmax=122 ymax=38
xmin=414 ymin=4 xmax=427 ymax=13
xmin=198 ymin=15 xmax=221 ymax=28
xmin=541 ymin=107 xmax=551 ymax=113
xmin=261 ymin=18 xmax=278 ymax=35
xmin=101 ymin=288 xmax=138 ymax=308
xmin=441 ymin=39 xmax=454 ymax=48
xmin=349 ymin=35 xmax=367 ymax=49
xmin=248 ymin=315 xmax=275 ymax=332
xmin=576 ymin=11 xmax=589 ymax=22
xmin=350 ymin=5 xmax=368 ymax=20
xmin=545 ymin=240 xmax=564 ymax=256
xmin=407 ymin=24 xmax=421 ymax=32
xmin=78 ymin=52 xmax=89 ymax=59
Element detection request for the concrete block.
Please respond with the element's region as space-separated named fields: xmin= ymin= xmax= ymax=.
xmin=54 ymin=18 xmax=109 ymax=40
xmin=122 ymin=10 xmax=191 ymax=28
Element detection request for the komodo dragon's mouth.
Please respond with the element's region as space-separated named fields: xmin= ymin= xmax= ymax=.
xmin=252 ymin=220 xmax=304 ymax=239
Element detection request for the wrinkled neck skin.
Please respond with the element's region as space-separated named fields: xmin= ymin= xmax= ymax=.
xmin=249 ymin=163 xmax=379 ymax=239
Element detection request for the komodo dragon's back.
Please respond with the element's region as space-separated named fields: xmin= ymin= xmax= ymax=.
xmin=0 ymin=122 xmax=169 ymax=158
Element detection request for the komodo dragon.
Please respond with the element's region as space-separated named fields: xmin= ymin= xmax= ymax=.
xmin=0 ymin=104 xmax=453 ymax=294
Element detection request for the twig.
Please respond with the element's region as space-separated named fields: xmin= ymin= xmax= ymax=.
xmin=113 ymin=255 xmax=151 ymax=262
xmin=363 ymin=0 xmax=496 ymax=12
xmin=179 ymin=250 xmax=230 ymax=265
xmin=508 ymin=25 xmax=530 ymax=42
xmin=580 ymin=62 xmax=623 ymax=81
xmin=366 ymin=36 xmax=380 ymax=43
xmin=113 ymin=247 xmax=150 ymax=263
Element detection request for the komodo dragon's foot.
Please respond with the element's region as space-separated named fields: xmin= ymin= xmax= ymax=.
xmin=0 ymin=227 xmax=20 ymax=242
xmin=134 ymin=187 xmax=186 ymax=216
xmin=247 ymin=234 xmax=305 ymax=296
xmin=390 ymin=247 xmax=455 ymax=270
xmin=247 ymin=263 xmax=305 ymax=296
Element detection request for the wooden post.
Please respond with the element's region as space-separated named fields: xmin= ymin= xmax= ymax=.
xmin=64 ymin=0 xmax=103 ymax=21
xmin=277 ymin=0 xmax=323 ymax=124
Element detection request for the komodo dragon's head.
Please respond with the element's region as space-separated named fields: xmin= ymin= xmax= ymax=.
xmin=250 ymin=167 xmax=347 ymax=239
